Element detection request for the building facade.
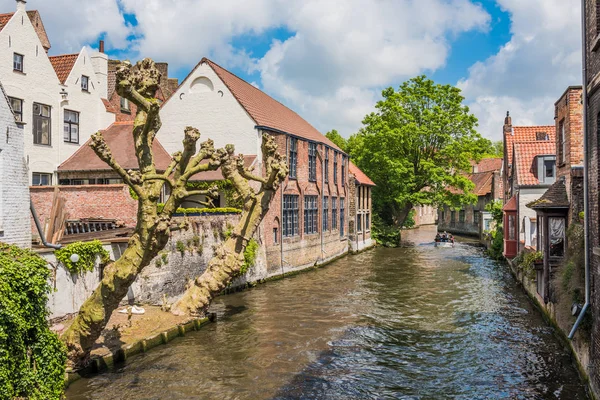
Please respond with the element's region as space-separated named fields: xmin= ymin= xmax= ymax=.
xmin=349 ymin=162 xmax=375 ymax=252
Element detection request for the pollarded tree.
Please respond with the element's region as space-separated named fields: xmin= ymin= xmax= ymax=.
xmin=348 ymin=75 xmax=491 ymax=227
xmin=60 ymin=59 xmax=287 ymax=366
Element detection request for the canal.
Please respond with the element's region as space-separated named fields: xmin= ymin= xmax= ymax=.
xmin=66 ymin=226 xmax=589 ymax=399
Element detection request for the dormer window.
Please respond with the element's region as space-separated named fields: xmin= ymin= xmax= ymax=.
xmin=535 ymin=131 xmax=549 ymax=141
xmin=81 ymin=75 xmax=89 ymax=92
xmin=13 ymin=53 xmax=23 ymax=72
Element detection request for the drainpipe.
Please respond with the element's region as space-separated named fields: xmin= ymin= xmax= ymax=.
xmin=320 ymin=144 xmax=324 ymax=261
xmin=280 ymin=134 xmax=287 ymax=276
xmin=30 ymin=198 xmax=62 ymax=249
xmin=569 ymin=0 xmax=590 ymax=339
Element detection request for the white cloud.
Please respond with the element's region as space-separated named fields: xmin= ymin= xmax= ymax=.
xmin=0 ymin=0 xmax=131 ymax=54
xmin=458 ymin=0 xmax=581 ymax=140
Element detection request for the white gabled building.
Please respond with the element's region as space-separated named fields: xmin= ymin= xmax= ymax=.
xmin=0 ymin=0 xmax=114 ymax=185
xmin=0 ymin=81 xmax=30 ymax=247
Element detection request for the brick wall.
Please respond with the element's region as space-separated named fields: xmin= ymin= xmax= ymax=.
xmin=0 ymin=85 xmax=31 ymax=247
xmin=30 ymin=184 xmax=138 ymax=238
xmin=413 ymin=205 xmax=437 ymax=226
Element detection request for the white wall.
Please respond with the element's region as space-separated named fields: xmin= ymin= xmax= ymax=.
xmin=0 ymin=84 xmax=30 ymax=247
xmin=518 ymin=187 xmax=548 ymax=249
xmin=158 ymin=61 xmax=259 ymax=158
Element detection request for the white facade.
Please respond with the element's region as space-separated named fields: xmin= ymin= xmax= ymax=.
xmin=158 ymin=61 xmax=259 ymax=157
xmin=518 ymin=187 xmax=548 ymax=249
xmin=0 ymin=2 xmax=114 ymax=184
xmin=0 ymin=83 xmax=30 ymax=247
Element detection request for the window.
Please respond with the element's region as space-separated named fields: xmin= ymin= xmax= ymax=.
xmin=451 ymin=210 xmax=456 ymax=223
xmin=366 ymin=213 xmax=370 ymax=230
xmin=357 ymin=213 xmax=362 ymax=233
xmin=273 ymin=227 xmax=278 ymax=244
xmin=8 ymin=97 xmax=22 ymax=122
xmin=304 ymin=195 xmax=318 ymax=234
xmin=289 ymin=137 xmax=298 ymax=179
xmin=32 ymin=172 xmax=51 ymax=186
xmin=508 ymin=215 xmax=516 ymax=240
xmin=549 ymin=217 xmax=565 ymax=257
xmin=340 ymin=198 xmax=345 ymax=236
xmin=341 ymin=156 xmax=346 ymax=187
xmin=323 ymin=196 xmax=329 ymax=231
xmin=120 ymin=97 xmax=130 ymax=112
xmin=282 ymin=195 xmax=299 ymax=237
xmin=441 ymin=211 xmax=445 ymax=221
xmin=81 ymin=75 xmax=89 ymax=91
xmin=325 ymin=147 xmax=329 ymax=183
xmin=544 ymin=160 xmax=555 ymax=179
xmin=474 ymin=211 xmax=480 ymax=224
xmin=308 ymin=142 xmax=317 ymax=182
xmin=333 ymin=152 xmax=338 ymax=184
xmin=459 ymin=210 xmax=465 ymax=223
xmin=332 ymin=197 xmax=338 ymax=230
xmin=64 ymin=110 xmax=79 ymax=143
xmin=33 ymin=103 xmax=51 ymax=145
xmin=13 ymin=53 xmax=23 ymax=72
xmin=559 ymin=120 xmax=566 ymax=164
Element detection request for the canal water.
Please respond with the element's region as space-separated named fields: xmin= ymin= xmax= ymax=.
xmin=66 ymin=226 xmax=589 ymax=399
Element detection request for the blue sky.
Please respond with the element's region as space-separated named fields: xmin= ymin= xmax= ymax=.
xmin=0 ymin=0 xmax=580 ymax=140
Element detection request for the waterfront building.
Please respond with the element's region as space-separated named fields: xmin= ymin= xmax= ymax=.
xmin=348 ymin=162 xmax=375 ymax=251
xmin=501 ymin=112 xmax=556 ymax=258
xmin=0 ymin=0 xmax=115 ymax=185
xmin=437 ymin=157 xmax=502 ymax=239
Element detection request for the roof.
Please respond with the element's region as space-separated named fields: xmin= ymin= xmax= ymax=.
xmin=503 ymin=195 xmax=517 ymax=211
xmin=58 ymin=121 xmax=172 ymax=172
xmin=472 ymin=158 xmax=502 ymax=173
xmin=198 ymin=58 xmax=344 ymax=153
xmin=505 ymin=125 xmax=555 ymax=167
xmin=0 ymin=10 xmax=50 ymax=50
xmin=190 ymin=155 xmax=257 ymax=182
xmin=469 ymin=171 xmax=494 ymax=196
xmin=349 ymin=162 xmax=375 ymax=186
xmin=49 ymin=54 xmax=78 ymax=84
xmin=101 ymin=98 xmax=117 ymax=114
xmin=527 ymin=179 xmax=570 ymax=209
xmin=513 ymin=141 xmax=556 ymax=186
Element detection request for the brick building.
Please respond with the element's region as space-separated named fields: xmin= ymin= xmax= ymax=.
xmin=437 ymin=158 xmax=502 ymax=238
xmin=348 ymin=162 xmax=375 ymax=252
xmin=0 ymin=81 xmax=30 ymax=247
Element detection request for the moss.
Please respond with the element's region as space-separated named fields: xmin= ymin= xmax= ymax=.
xmin=161 ymin=252 xmax=169 ymax=265
xmin=176 ymin=241 xmax=186 ymax=257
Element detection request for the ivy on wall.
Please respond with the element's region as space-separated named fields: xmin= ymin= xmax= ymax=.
xmin=0 ymin=243 xmax=67 ymax=399
xmin=54 ymin=240 xmax=110 ymax=275
xmin=240 ymin=239 xmax=259 ymax=275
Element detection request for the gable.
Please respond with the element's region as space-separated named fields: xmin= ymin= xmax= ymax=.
xmin=0 ymin=10 xmax=50 ymax=50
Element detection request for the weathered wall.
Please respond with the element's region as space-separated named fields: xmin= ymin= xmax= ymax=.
xmin=30 ymin=184 xmax=138 ymax=239
xmin=413 ymin=205 xmax=437 ymax=227
xmin=0 ymin=84 xmax=31 ymax=247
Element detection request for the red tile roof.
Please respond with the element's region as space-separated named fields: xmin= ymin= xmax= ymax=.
xmin=194 ymin=58 xmax=343 ymax=153
xmin=349 ymin=162 xmax=375 ymax=186
xmin=58 ymin=121 xmax=172 ymax=172
xmin=472 ymin=157 xmax=502 ymax=173
xmin=0 ymin=11 xmax=50 ymax=50
xmin=505 ymin=125 xmax=555 ymax=167
xmin=513 ymin=141 xmax=556 ymax=186
xmin=101 ymin=98 xmax=117 ymax=114
xmin=49 ymin=54 xmax=78 ymax=84
xmin=469 ymin=171 xmax=495 ymax=196
xmin=190 ymin=155 xmax=257 ymax=182
xmin=503 ymin=195 xmax=517 ymax=211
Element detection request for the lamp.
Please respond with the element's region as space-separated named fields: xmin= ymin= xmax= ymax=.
xmin=70 ymin=253 xmax=80 ymax=263
xmin=60 ymin=88 xmax=68 ymax=100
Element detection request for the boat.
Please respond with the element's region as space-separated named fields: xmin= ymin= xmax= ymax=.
xmin=434 ymin=234 xmax=455 ymax=247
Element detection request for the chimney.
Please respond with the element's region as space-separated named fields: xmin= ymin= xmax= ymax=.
xmin=16 ymin=0 xmax=26 ymax=11
xmin=503 ymin=111 xmax=513 ymax=136
xmin=91 ymin=48 xmax=108 ymax=99
xmin=99 ymin=40 xmax=105 ymax=54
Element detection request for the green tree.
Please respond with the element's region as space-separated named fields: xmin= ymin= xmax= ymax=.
xmin=483 ymin=140 xmax=503 ymax=158
xmin=325 ymin=129 xmax=348 ymax=152
xmin=348 ymin=75 xmax=489 ymax=227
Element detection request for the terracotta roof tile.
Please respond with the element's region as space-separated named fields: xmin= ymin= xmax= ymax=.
xmin=472 ymin=157 xmax=502 ymax=173
xmin=101 ymin=98 xmax=117 ymax=114
xmin=349 ymin=162 xmax=375 ymax=186
xmin=58 ymin=122 xmax=172 ymax=172
xmin=527 ymin=179 xmax=570 ymax=209
xmin=503 ymin=195 xmax=517 ymax=211
xmin=505 ymin=125 xmax=555 ymax=167
xmin=201 ymin=58 xmax=344 ymax=153
xmin=190 ymin=155 xmax=256 ymax=182
xmin=514 ymin=141 xmax=556 ymax=186
xmin=49 ymin=54 xmax=78 ymax=84
xmin=470 ymin=171 xmax=494 ymax=196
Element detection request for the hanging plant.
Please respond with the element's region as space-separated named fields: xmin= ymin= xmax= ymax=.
xmin=54 ymin=240 xmax=110 ymax=275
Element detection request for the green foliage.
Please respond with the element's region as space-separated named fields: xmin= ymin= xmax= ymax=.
xmin=561 ymin=224 xmax=586 ymax=305
xmin=482 ymin=140 xmax=504 ymax=158
xmin=55 ymin=240 xmax=110 ymax=275
xmin=325 ymin=129 xmax=348 ymax=152
xmin=402 ymin=209 xmax=416 ymax=228
xmin=485 ymin=200 xmax=503 ymax=227
xmin=240 ymin=239 xmax=259 ymax=275
xmin=372 ymin=215 xmax=401 ymax=247
xmin=185 ymin=180 xmax=244 ymax=209
xmin=347 ymin=75 xmax=489 ymax=227
xmin=161 ymin=252 xmax=169 ymax=265
xmin=520 ymin=251 xmax=543 ymax=279
xmin=579 ymin=211 xmax=585 ymax=221
xmin=157 ymin=204 xmax=242 ymax=215
xmin=487 ymin=229 xmax=504 ymax=260
xmin=0 ymin=243 xmax=67 ymax=399
xmin=129 ymin=186 xmax=138 ymax=200
xmin=176 ymin=241 xmax=186 ymax=256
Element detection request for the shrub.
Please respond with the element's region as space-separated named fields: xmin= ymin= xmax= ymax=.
xmin=240 ymin=239 xmax=259 ymax=275
xmin=487 ymin=228 xmax=504 ymax=260
xmin=0 ymin=243 xmax=66 ymax=399
xmin=54 ymin=240 xmax=110 ymax=275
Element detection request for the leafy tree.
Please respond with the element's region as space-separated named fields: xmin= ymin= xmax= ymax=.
xmin=348 ymin=75 xmax=489 ymax=227
xmin=487 ymin=140 xmax=504 ymax=158
xmin=325 ymin=129 xmax=348 ymax=152
xmin=60 ymin=59 xmax=287 ymax=366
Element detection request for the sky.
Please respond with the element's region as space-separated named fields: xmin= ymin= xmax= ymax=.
xmin=1 ymin=0 xmax=582 ymax=141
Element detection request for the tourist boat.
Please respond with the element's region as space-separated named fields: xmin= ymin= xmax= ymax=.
xmin=434 ymin=236 xmax=455 ymax=248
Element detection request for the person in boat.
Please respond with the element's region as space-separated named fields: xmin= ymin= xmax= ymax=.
xmin=443 ymin=231 xmax=448 ymax=239
xmin=449 ymin=234 xmax=455 ymax=244
xmin=435 ymin=233 xmax=441 ymax=242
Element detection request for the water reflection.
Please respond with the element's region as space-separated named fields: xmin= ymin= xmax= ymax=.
xmin=66 ymin=226 xmax=589 ymax=399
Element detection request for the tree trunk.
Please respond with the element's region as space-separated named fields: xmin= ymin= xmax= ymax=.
xmin=393 ymin=203 xmax=413 ymax=228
